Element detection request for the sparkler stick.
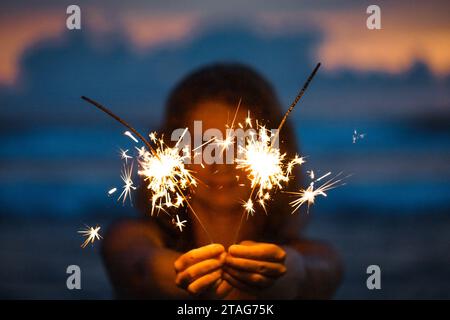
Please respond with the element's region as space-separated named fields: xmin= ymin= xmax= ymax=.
xmin=234 ymin=63 xmax=321 ymax=243
xmin=81 ymin=96 xmax=156 ymax=154
xmin=271 ymin=63 xmax=321 ymax=146
xmin=81 ymin=96 xmax=213 ymax=243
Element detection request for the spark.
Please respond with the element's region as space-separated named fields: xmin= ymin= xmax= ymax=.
xmin=120 ymin=148 xmax=132 ymax=163
xmin=216 ymin=99 xmax=241 ymax=152
xmin=137 ymin=132 xmax=197 ymax=216
xmin=242 ymin=199 xmax=255 ymax=217
xmin=108 ymin=187 xmax=117 ymax=195
xmin=118 ymin=163 xmax=136 ymax=205
xmin=287 ymin=172 xmax=345 ymax=214
xmin=245 ymin=111 xmax=252 ymax=128
xmin=174 ymin=214 xmax=187 ymax=232
xmin=78 ymin=225 xmax=102 ymax=248
xmin=124 ymin=130 xmax=139 ymax=143
xmin=236 ymin=125 xmax=304 ymax=211
xmin=149 ymin=131 xmax=157 ymax=143
xmin=352 ymin=130 xmax=366 ymax=144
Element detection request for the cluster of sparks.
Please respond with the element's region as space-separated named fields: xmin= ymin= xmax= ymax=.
xmin=78 ymin=225 xmax=102 ymax=248
xmin=235 ymin=123 xmax=305 ymax=217
xmin=287 ymin=171 xmax=345 ymax=214
xmin=137 ymin=130 xmax=197 ymax=216
xmin=79 ymin=63 xmax=349 ymax=247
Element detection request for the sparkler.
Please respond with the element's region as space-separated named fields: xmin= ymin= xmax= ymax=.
xmin=235 ymin=125 xmax=305 ymax=216
xmin=78 ymin=225 xmax=102 ymax=248
xmin=81 ymin=96 xmax=213 ymax=242
xmin=233 ymin=63 xmax=321 ymax=242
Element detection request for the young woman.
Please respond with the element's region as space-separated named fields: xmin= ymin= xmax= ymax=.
xmin=102 ymin=64 xmax=343 ymax=299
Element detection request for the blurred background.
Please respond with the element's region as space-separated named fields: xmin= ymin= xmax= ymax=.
xmin=0 ymin=0 xmax=449 ymax=299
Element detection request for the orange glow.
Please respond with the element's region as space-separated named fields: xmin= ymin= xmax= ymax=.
xmin=121 ymin=12 xmax=199 ymax=52
xmin=0 ymin=11 xmax=64 ymax=85
xmin=257 ymin=5 xmax=450 ymax=76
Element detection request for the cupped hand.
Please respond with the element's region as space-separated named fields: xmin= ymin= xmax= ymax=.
xmin=174 ymin=243 xmax=232 ymax=297
xmin=223 ymin=240 xmax=287 ymax=294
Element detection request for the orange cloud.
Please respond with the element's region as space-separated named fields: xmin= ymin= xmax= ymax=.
xmin=257 ymin=5 xmax=450 ymax=76
xmin=120 ymin=12 xmax=199 ymax=52
xmin=0 ymin=8 xmax=200 ymax=86
xmin=0 ymin=11 xmax=65 ymax=86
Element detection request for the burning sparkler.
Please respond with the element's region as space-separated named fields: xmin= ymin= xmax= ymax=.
xmin=235 ymin=125 xmax=305 ymax=216
xmin=78 ymin=225 xmax=102 ymax=248
xmin=233 ymin=63 xmax=321 ymax=242
xmin=136 ymin=131 xmax=197 ymax=216
xmin=81 ymin=96 xmax=212 ymax=242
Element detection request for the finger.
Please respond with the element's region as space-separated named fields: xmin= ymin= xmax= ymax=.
xmin=214 ymin=279 xmax=234 ymax=299
xmin=229 ymin=243 xmax=286 ymax=262
xmin=174 ymin=244 xmax=224 ymax=271
xmin=176 ymin=258 xmax=223 ymax=288
xmin=222 ymin=272 xmax=258 ymax=295
xmin=187 ymin=269 xmax=222 ymax=296
xmin=223 ymin=265 xmax=274 ymax=288
xmin=239 ymin=240 xmax=256 ymax=246
xmin=225 ymin=255 xmax=286 ymax=277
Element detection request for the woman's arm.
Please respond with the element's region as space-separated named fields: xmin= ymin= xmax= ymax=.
xmin=283 ymin=238 xmax=343 ymax=299
xmin=101 ymin=219 xmax=189 ymax=299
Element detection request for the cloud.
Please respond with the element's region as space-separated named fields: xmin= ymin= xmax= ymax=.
xmin=1 ymin=1 xmax=450 ymax=86
xmin=255 ymin=3 xmax=450 ymax=76
xmin=0 ymin=10 xmax=65 ymax=86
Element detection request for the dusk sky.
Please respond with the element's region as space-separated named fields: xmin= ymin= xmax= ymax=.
xmin=0 ymin=0 xmax=449 ymax=216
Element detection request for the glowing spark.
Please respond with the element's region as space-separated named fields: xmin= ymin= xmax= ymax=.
xmin=242 ymin=199 xmax=255 ymax=217
xmin=149 ymin=131 xmax=157 ymax=143
xmin=118 ymin=163 xmax=136 ymax=205
xmin=287 ymin=172 xmax=345 ymax=214
xmin=236 ymin=126 xmax=303 ymax=211
xmin=193 ymin=137 xmax=217 ymax=152
xmin=352 ymin=130 xmax=366 ymax=144
xmin=245 ymin=111 xmax=252 ymax=128
xmin=137 ymin=132 xmax=197 ymax=216
xmin=135 ymin=146 xmax=146 ymax=157
xmin=315 ymin=171 xmax=331 ymax=182
xmin=78 ymin=225 xmax=102 ymax=248
xmin=108 ymin=187 xmax=117 ymax=195
xmin=174 ymin=214 xmax=187 ymax=232
xmin=124 ymin=131 xmax=138 ymax=143
xmin=120 ymin=148 xmax=132 ymax=163
xmin=216 ymin=99 xmax=241 ymax=152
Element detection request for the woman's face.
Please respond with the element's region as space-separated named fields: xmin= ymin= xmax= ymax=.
xmin=185 ymin=101 xmax=249 ymax=212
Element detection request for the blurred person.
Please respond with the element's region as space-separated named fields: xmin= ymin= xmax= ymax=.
xmin=101 ymin=64 xmax=343 ymax=299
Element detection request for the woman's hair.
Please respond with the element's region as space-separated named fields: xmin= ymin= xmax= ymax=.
xmin=138 ymin=63 xmax=305 ymax=249
xmin=164 ymin=63 xmax=288 ymax=135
